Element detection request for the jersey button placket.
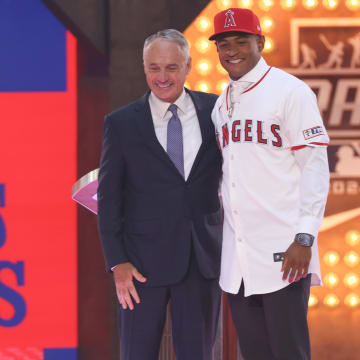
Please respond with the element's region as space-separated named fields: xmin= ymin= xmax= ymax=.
xmin=233 ymin=209 xmax=240 ymax=241
xmin=227 ymin=143 xmax=237 ymax=238
xmin=228 ymin=143 xmax=242 ymax=243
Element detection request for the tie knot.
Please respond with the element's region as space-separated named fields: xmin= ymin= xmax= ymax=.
xmin=168 ymin=104 xmax=178 ymax=116
xmin=230 ymin=81 xmax=252 ymax=103
xmin=232 ymin=81 xmax=251 ymax=91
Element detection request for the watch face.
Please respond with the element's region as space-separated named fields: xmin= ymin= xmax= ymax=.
xmin=296 ymin=233 xmax=314 ymax=246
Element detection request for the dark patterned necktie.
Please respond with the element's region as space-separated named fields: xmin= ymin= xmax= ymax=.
xmin=167 ymin=104 xmax=184 ymax=177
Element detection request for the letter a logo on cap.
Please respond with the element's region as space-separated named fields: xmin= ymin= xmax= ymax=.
xmin=224 ymin=9 xmax=236 ymax=28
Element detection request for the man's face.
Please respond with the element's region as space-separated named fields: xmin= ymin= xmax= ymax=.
xmin=143 ymin=39 xmax=191 ymax=103
xmin=216 ymin=33 xmax=264 ymax=80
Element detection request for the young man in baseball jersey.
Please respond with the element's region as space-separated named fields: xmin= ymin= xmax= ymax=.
xmin=210 ymin=8 xmax=330 ymax=360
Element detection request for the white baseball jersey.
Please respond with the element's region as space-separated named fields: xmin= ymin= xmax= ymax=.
xmin=212 ymin=57 xmax=330 ymax=296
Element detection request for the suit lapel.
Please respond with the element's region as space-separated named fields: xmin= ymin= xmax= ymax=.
xmin=134 ymin=91 xmax=184 ymax=178
xmin=133 ymin=90 xmax=215 ymax=181
xmin=186 ymin=89 xmax=214 ymax=182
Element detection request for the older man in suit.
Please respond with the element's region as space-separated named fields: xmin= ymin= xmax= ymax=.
xmin=97 ymin=29 xmax=222 ymax=360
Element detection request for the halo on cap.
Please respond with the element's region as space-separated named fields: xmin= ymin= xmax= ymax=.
xmin=209 ymin=8 xmax=262 ymax=41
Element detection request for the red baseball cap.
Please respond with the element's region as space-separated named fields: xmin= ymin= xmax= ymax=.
xmin=209 ymin=8 xmax=262 ymax=40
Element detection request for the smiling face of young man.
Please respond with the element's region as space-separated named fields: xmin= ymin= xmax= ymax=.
xmin=143 ymin=38 xmax=191 ymax=103
xmin=216 ymin=32 xmax=264 ymax=80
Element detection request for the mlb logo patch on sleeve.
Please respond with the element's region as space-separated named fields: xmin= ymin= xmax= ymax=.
xmin=303 ymin=126 xmax=324 ymax=140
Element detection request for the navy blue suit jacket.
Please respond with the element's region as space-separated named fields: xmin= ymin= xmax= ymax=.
xmin=97 ymin=89 xmax=222 ymax=287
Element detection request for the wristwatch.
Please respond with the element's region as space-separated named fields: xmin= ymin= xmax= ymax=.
xmin=294 ymin=233 xmax=314 ymax=247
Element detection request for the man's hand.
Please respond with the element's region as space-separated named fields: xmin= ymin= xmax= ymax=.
xmin=113 ymin=262 xmax=147 ymax=310
xmin=281 ymin=242 xmax=312 ymax=283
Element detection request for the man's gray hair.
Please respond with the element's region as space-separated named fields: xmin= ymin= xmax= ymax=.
xmin=143 ymin=29 xmax=190 ymax=60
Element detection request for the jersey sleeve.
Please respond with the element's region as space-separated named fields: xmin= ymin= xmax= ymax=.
xmin=282 ymin=83 xmax=329 ymax=150
xmin=294 ymin=146 xmax=330 ymax=236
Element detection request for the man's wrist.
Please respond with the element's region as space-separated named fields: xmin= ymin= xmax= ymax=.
xmin=294 ymin=233 xmax=314 ymax=247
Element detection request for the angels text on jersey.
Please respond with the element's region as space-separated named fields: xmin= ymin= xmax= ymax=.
xmin=216 ymin=118 xmax=283 ymax=150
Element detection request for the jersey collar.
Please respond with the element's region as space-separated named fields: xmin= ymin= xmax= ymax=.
xmin=230 ymin=57 xmax=269 ymax=86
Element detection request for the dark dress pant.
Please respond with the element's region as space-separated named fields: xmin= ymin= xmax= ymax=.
xmin=227 ymin=275 xmax=311 ymax=360
xmin=117 ymin=250 xmax=221 ymax=360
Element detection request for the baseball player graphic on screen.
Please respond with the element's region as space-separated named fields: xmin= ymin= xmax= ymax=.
xmin=210 ymin=8 xmax=330 ymax=360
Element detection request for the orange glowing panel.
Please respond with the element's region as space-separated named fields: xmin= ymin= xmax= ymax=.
xmin=344 ymin=273 xmax=360 ymax=288
xmin=323 ymin=0 xmax=339 ymax=9
xmin=260 ymin=16 xmax=275 ymax=33
xmin=323 ymin=293 xmax=340 ymax=307
xmin=302 ymin=0 xmax=319 ymax=9
xmin=195 ymin=37 xmax=211 ymax=54
xmin=308 ymin=293 xmax=319 ymax=307
xmin=346 ymin=0 xmax=360 ymax=11
xmin=258 ymin=0 xmax=275 ymax=11
xmin=344 ymin=251 xmax=360 ymax=267
xmin=345 ymin=230 xmax=360 ymax=246
xmin=216 ymin=79 xmax=230 ymax=92
xmin=324 ymin=272 xmax=340 ymax=288
xmin=344 ymin=293 xmax=360 ymax=307
xmin=323 ymin=250 xmax=340 ymax=266
xmin=280 ymin=0 xmax=298 ymax=10
xmin=239 ymin=0 xmax=254 ymax=7
xmin=196 ymin=59 xmax=213 ymax=75
xmin=216 ymin=0 xmax=235 ymax=9
xmin=195 ymin=81 xmax=212 ymax=92
xmin=195 ymin=16 xmax=212 ymax=32
xmin=264 ymin=37 xmax=275 ymax=53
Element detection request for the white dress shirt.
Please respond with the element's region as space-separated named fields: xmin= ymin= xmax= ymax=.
xmin=149 ymin=89 xmax=202 ymax=180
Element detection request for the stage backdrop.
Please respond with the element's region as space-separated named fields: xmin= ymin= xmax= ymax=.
xmin=0 ymin=1 xmax=78 ymax=359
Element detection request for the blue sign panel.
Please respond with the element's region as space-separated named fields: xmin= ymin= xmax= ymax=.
xmin=0 ymin=0 xmax=66 ymax=91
